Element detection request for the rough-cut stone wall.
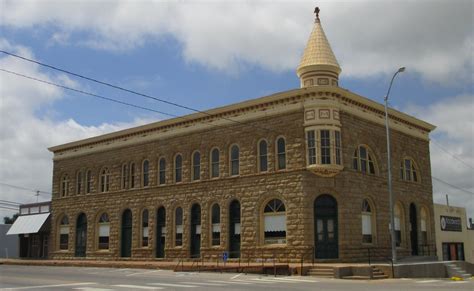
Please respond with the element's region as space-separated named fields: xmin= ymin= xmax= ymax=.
xmin=50 ymin=109 xmax=435 ymax=262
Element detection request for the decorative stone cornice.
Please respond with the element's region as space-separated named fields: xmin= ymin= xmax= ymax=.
xmin=307 ymin=164 xmax=344 ymax=177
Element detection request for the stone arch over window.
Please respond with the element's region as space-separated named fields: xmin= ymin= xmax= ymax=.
xmin=210 ymin=148 xmax=220 ymax=178
xmin=86 ymin=170 xmax=92 ymax=194
xmin=142 ymin=159 xmax=150 ymax=187
xmin=99 ymin=168 xmax=110 ymax=193
xmin=76 ymin=170 xmax=83 ymax=195
xmin=121 ymin=163 xmax=129 ymax=189
xmin=257 ymin=139 xmax=268 ymax=172
xmin=262 ymin=198 xmax=287 ymax=244
xmin=420 ymin=206 xmax=430 ymax=246
xmin=353 ymin=145 xmax=378 ymax=175
xmin=400 ymin=157 xmax=420 ymax=182
xmin=192 ymin=151 xmax=201 ymax=181
xmin=230 ymin=144 xmax=240 ymax=176
xmin=394 ymin=202 xmax=405 ymax=247
xmin=276 ymin=136 xmax=287 ymax=170
xmin=174 ymin=154 xmax=183 ymax=183
xmin=174 ymin=206 xmax=183 ymax=246
xmin=60 ymin=174 xmax=70 ymax=197
xmin=210 ymin=203 xmax=221 ymax=246
xmin=97 ymin=212 xmax=110 ymax=250
xmin=141 ymin=209 xmax=149 ymax=247
xmin=158 ymin=157 xmax=166 ymax=185
xmin=361 ymin=198 xmax=376 ymax=244
xmin=58 ymin=215 xmax=69 ymax=250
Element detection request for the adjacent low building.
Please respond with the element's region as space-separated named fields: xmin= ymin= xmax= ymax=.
xmin=48 ymin=9 xmax=436 ymax=262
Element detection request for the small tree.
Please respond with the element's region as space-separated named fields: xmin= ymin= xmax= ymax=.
xmin=3 ymin=213 xmax=19 ymax=224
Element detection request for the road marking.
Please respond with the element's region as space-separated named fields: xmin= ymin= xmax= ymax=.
xmin=6 ymin=282 xmax=97 ymax=290
xmin=448 ymin=281 xmax=468 ymax=284
xmin=231 ymin=273 xmax=243 ymax=280
xmin=114 ymin=285 xmax=164 ymax=289
xmin=208 ymin=280 xmax=252 ymax=285
xmin=126 ymin=270 xmax=162 ymax=276
xmin=271 ymin=277 xmax=319 ymax=283
xmin=181 ymin=282 xmax=225 ymax=286
xmin=416 ymin=280 xmax=440 ymax=284
xmin=149 ymin=282 xmax=197 ymax=288
xmin=251 ymin=277 xmax=297 ymax=283
xmin=73 ymin=288 xmax=114 ymax=291
xmin=108 ymin=268 xmax=130 ymax=272
xmin=232 ymin=279 xmax=274 ymax=284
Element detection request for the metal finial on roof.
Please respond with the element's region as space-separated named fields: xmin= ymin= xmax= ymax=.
xmin=314 ymin=7 xmax=320 ymax=21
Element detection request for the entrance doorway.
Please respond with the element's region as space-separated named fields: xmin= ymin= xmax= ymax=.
xmin=121 ymin=209 xmax=132 ymax=257
xmin=229 ymin=200 xmax=241 ymax=258
xmin=190 ymin=204 xmax=201 ymax=258
xmin=410 ymin=203 xmax=418 ymax=255
xmin=314 ymin=195 xmax=338 ymax=259
xmin=156 ymin=207 xmax=166 ymax=258
xmin=75 ymin=213 xmax=87 ymax=257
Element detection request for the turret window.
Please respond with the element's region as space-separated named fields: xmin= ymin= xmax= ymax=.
xmin=306 ymin=129 xmax=342 ymax=166
xmin=307 ymin=131 xmax=317 ymax=165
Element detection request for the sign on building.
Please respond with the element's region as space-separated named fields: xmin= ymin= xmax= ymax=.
xmin=440 ymin=216 xmax=462 ymax=232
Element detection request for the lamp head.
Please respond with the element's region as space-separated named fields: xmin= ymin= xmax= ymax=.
xmin=398 ymin=67 xmax=406 ymax=73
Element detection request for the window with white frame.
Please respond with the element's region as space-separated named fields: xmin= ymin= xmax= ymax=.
xmin=175 ymin=207 xmax=183 ymax=246
xmin=100 ymin=168 xmax=110 ymax=193
xmin=361 ymin=199 xmax=374 ymax=243
xmin=230 ymin=145 xmax=240 ymax=176
xmin=353 ymin=145 xmax=377 ymax=174
xmin=76 ymin=171 xmax=83 ymax=195
xmin=276 ymin=137 xmax=286 ymax=170
xmin=400 ymin=158 xmax=418 ymax=182
xmin=59 ymin=215 xmax=69 ymax=250
xmin=210 ymin=148 xmax=220 ymax=178
xmin=306 ymin=129 xmax=342 ymax=167
xmin=142 ymin=209 xmax=149 ymax=247
xmin=98 ymin=213 xmax=110 ymax=250
xmin=258 ymin=140 xmax=268 ymax=172
xmin=61 ymin=175 xmax=69 ymax=197
xmin=307 ymin=131 xmax=317 ymax=165
xmin=159 ymin=158 xmax=166 ymax=185
xmin=143 ymin=160 xmax=150 ymax=187
xmin=86 ymin=170 xmax=92 ymax=194
xmin=263 ymin=199 xmax=286 ymax=244
xmin=175 ymin=155 xmax=182 ymax=183
xmin=192 ymin=151 xmax=201 ymax=181
xmin=211 ymin=203 xmax=220 ymax=246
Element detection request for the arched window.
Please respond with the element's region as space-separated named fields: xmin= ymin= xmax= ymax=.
xmin=277 ymin=137 xmax=286 ymax=170
xmin=361 ymin=199 xmax=374 ymax=243
xmin=394 ymin=203 xmax=403 ymax=247
xmin=353 ymin=145 xmax=376 ymax=174
xmin=230 ymin=145 xmax=240 ymax=176
xmin=175 ymin=207 xmax=183 ymax=246
xmin=98 ymin=213 xmax=110 ymax=250
xmin=263 ymin=199 xmax=286 ymax=244
xmin=142 ymin=209 xmax=149 ymax=247
xmin=258 ymin=140 xmax=268 ymax=172
xmin=400 ymin=158 xmax=419 ymax=182
xmin=76 ymin=171 xmax=83 ymax=195
xmin=130 ymin=163 xmax=136 ymax=188
xmin=175 ymin=155 xmax=182 ymax=183
xmin=59 ymin=215 xmax=69 ymax=250
xmin=211 ymin=203 xmax=220 ymax=246
xmin=121 ymin=164 xmax=129 ymax=189
xmin=192 ymin=151 xmax=201 ymax=181
xmin=420 ymin=207 xmax=428 ymax=245
xmin=100 ymin=168 xmax=110 ymax=193
xmin=159 ymin=158 xmax=166 ymax=185
xmin=210 ymin=148 xmax=220 ymax=178
xmin=86 ymin=170 xmax=92 ymax=194
xmin=61 ymin=175 xmax=69 ymax=197
xmin=143 ymin=160 xmax=150 ymax=187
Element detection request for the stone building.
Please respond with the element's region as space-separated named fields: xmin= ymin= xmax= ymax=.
xmin=48 ymin=10 xmax=436 ymax=262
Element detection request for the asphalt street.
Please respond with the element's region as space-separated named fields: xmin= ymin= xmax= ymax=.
xmin=0 ymin=265 xmax=472 ymax=291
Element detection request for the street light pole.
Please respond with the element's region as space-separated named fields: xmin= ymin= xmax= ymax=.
xmin=384 ymin=67 xmax=405 ymax=264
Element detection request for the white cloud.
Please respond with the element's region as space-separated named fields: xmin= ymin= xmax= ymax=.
xmin=405 ymin=94 xmax=474 ymax=220
xmin=1 ymin=0 xmax=472 ymax=84
xmin=0 ymin=39 xmax=151 ymax=219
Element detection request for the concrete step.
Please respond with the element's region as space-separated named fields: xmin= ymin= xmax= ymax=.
xmin=342 ymin=276 xmax=370 ymax=280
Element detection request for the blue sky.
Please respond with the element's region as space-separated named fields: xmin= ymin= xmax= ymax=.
xmin=0 ymin=0 xmax=472 ymax=219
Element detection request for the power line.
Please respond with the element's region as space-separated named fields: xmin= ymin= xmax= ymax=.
xmin=0 ymin=199 xmax=21 ymax=205
xmin=432 ymin=176 xmax=474 ymax=195
xmin=0 ymin=50 xmax=286 ymax=137
xmin=0 ymin=182 xmax=51 ymax=195
xmin=431 ymin=138 xmax=474 ymax=170
xmin=0 ymin=206 xmax=19 ymax=212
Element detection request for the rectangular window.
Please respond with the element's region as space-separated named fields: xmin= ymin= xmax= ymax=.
xmin=175 ymin=225 xmax=183 ymax=246
xmin=59 ymin=226 xmax=69 ymax=250
xmin=321 ymin=130 xmax=331 ymax=164
xmin=212 ymin=224 xmax=221 ymax=246
xmin=335 ymin=131 xmax=341 ymax=165
xmin=98 ymin=224 xmax=110 ymax=250
xmin=307 ymin=130 xmax=316 ymax=165
xmin=159 ymin=159 xmax=166 ymax=185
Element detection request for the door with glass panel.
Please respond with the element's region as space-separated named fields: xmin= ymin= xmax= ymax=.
xmin=314 ymin=195 xmax=338 ymax=259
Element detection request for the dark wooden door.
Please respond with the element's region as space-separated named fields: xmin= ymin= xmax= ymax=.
xmin=75 ymin=213 xmax=87 ymax=257
xmin=410 ymin=203 xmax=418 ymax=255
xmin=229 ymin=200 xmax=241 ymax=258
xmin=156 ymin=207 xmax=166 ymax=258
xmin=121 ymin=209 xmax=132 ymax=258
xmin=190 ymin=204 xmax=201 ymax=258
xmin=314 ymin=195 xmax=338 ymax=259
